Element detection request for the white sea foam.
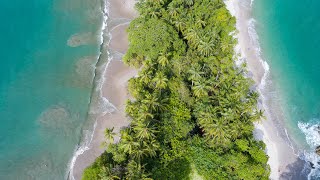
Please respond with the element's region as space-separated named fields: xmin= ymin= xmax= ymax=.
xmin=250 ymin=0 xmax=255 ymax=7
xmin=298 ymin=122 xmax=320 ymax=147
xmin=67 ymin=141 xmax=90 ymax=180
xmin=66 ymin=117 xmax=99 ymax=180
xmin=67 ymin=0 xmax=115 ymax=179
xmin=224 ymin=0 xmax=289 ymax=179
xmin=298 ymin=121 xmax=320 ymax=179
xmin=246 ymin=17 xmax=271 ymax=90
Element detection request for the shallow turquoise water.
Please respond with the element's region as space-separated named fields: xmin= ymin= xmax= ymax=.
xmin=0 ymin=0 xmax=103 ymax=179
xmin=253 ymin=0 xmax=320 ymax=178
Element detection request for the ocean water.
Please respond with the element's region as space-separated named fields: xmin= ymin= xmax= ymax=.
xmin=0 ymin=0 xmax=105 ymax=179
xmin=253 ymin=0 xmax=320 ymax=178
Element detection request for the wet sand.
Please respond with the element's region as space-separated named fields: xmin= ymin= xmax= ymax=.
xmin=225 ymin=0 xmax=301 ymax=179
xmin=70 ymin=0 xmax=137 ymax=179
xmin=70 ymin=0 xmax=301 ymax=179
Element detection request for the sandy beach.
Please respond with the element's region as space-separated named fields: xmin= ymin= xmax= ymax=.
xmin=224 ymin=0 xmax=306 ymax=179
xmin=70 ymin=0 xmax=137 ymax=179
xmin=70 ymin=0 xmax=304 ymax=179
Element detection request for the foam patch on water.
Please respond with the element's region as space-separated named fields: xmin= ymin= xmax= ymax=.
xmin=72 ymin=56 xmax=97 ymax=88
xmin=298 ymin=121 xmax=320 ymax=179
xmin=38 ymin=104 xmax=79 ymax=137
xmin=67 ymin=32 xmax=95 ymax=47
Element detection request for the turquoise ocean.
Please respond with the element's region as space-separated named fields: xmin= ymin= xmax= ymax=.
xmin=0 ymin=0 xmax=108 ymax=179
xmin=253 ymin=0 xmax=320 ymax=178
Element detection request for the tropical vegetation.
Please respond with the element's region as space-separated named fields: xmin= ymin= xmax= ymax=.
xmin=83 ymin=0 xmax=270 ymax=179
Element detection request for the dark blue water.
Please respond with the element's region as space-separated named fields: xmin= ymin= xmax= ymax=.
xmin=253 ymin=0 xmax=320 ymax=178
xmin=0 ymin=0 xmax=103 ymax=179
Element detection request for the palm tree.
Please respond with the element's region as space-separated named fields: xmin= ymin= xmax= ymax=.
xmin=137 ymin=107 xmax=154 ymax=121
xmin=184 ymin=0 xmax=194 ymax=6
xmin=174 ymin=20 xmax=186 ymax=32
xmin=119 ymin=136 xmax=139 ymax=155
xmin=104 ymin=127 xmax=116 ymax=144
xmin=195 ymin=19 xmax=206 ymax=28
xmin=253 ymin=109 xmax=265 ymax=121
xmin=152 ymin=72 xmax=168 ymax=89
xmin=192 ymin=80 xmax=211 ymax=98
xmin=171 ymin=56 xmax=187 ymax=76
xmin=168 ymin=5 xmax=179 ymax=18
xmin=133 ymin=121 xmax=157 ymax=140
xmin=125 ymin=160 xmax=152 ymax=180
xmin=149 ymin=0 xmax=164 ymax=5
xmin=188 ymin=64 xmax=204 ymax=85
xmin=158 ymin=53 xmax=169 ymax=67
xmin=142 ymin=93 xmax=160 ymax=112
xmin=184 ymin=29 xmax=199 ymax=46
xmin=148 ymin=8 xmax=160 ymax=18
xmin=120 ymin=128 xmax=132 ymax=143
xmin=128 ymin=140 xmax=159 ymax=163
xmin=99 ymin=166 xmax=120 ymax=180
xmin=203 ymin=118 xmax=232 ymax=146
xmin=139 ymin=68 xmax=153 ymax=84
xmin=125 ymin=101 xmax=137 ymax=117
xmin=197 ymin=111 xmax=215 ymax=125
xmin=198 ymin=39 xmax=215 ymax=57
xmin=221 ymin=39 xmax=231 ymax=52
xmin=142 ymin=139 xmax=159 ymax=158
xmin=131 ymin=148 xmax=146 ymax=163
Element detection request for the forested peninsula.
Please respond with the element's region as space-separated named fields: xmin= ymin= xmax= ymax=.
xmin=83 ymin=0 xmax=270 ymax=179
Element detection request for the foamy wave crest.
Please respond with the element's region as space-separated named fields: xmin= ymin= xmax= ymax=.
xmin=298 ymin=121 xmax=320 ymax=179
xmin=250 ymin=0 xmax=255 ymax=7
xmin=259 ymin=61 xmax=270 ymax=88
xmin=246 ymin=18 xmax=271 ymax=89
xmin=89 ymin=96 xmax=116 ymax=116
xmin=67 ymin=122 xmax=95 ymax=180
xmin=247 ymin=19 xmax=261 ymax=57
xmin=225 ymin=1 xmax=292 ymax=179
xmin=67 ymin=146 xmax=89 ymax=180
xmin=67 ymin=0 xmax=115 ymax=179
xmin=298 ymin=122 xmax=320 ymax=147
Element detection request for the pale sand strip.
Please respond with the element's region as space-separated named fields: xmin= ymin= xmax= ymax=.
xmin=72 ymin=0 xmax=298 ymax=179
xmin=109 ymin=0 xmax=138 ymax=19
xmin=71 ymin=1 xmax=137 ymax=179
xmin=224 ymin=0 xmax=299 ymax=179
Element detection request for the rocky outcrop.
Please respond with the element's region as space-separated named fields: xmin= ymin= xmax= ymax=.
xmin=316 ymin=146 xmax=320 ymax=156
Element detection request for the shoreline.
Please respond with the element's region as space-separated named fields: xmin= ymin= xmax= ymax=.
xmin=224 ymin=0 xmax=303 ymax=179
xmin=70 ymin=0 xmax=138 ymax=179
xmin=69 ymin=0 xmax=306 ymax=179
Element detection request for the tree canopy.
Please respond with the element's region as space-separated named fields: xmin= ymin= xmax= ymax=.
xmin=83 ymin=0 xmax=270 ymax=179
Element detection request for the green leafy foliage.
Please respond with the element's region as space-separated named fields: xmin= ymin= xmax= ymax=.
xmin=83 ymin=0 xmax=270 ymax=179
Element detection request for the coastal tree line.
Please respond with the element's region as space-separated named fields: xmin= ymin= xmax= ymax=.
xmin=83 ymin=0 xmax=270 ymax=179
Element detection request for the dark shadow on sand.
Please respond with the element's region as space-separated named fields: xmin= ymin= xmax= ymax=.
xmin=280 ymin=158 xmax=310 ymax=180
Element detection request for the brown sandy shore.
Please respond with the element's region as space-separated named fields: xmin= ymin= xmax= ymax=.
xmin=71 ymin=0 xmax=138 ymax=179
xmin=224 ymin=0 xmax=307 ymax=179
xmin=71 ymin=0 xmax=304 ymax=179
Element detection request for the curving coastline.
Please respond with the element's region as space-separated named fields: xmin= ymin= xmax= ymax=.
xmin=67 ymin=0 xmax=313 ymax=179
xmin=68 ymin=0 xmax=138 ymax=179
xmin=224 ymin=0 xmax=307 ymax=179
